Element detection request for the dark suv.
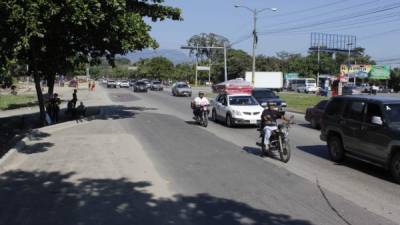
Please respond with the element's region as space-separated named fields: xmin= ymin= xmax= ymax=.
xmin=251 ymin=89 xmax=286 ymax=115
xmin=320 ymin=96 xmax=400 ymax=183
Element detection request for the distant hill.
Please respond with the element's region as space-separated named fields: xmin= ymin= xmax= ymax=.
xmin=124 ymin=49 xmax=192 ymax=64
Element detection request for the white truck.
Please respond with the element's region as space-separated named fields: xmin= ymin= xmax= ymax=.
xmin=245 ymin=72 xmax=283 ymax=91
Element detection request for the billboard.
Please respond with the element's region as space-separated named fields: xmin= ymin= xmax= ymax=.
xmin=369 ymin=65 xmax=390 ymax=80
xmin=340 ymin=64 xmax=372 ymax=78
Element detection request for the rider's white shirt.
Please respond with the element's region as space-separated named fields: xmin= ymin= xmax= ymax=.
xmin=194 ymin=97 xmax=210 ymax=107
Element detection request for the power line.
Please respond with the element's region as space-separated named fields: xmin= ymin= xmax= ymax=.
xmin=258 ymin=2 xmax=400 ymax=35
xmin=261 ymin=0 xmax=380 ymax=30
xmin=258 ymin=0 xmax=350 ymax=20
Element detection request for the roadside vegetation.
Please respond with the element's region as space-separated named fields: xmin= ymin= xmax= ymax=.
xmin=278 ymin=92 xmax=328 ymax=113
xmin=0 ymin=95 xmax=37 ymax=110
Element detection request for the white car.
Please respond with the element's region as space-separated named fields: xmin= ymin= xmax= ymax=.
xmin=297 ymin=85 xmax=319 ymax=93
xmin=119 ymin=80 xmax=130 ymax=88
xmin=211 ymin=93 xmax=264 ymax=127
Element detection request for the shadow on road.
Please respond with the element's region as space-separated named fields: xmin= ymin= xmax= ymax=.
xmin=0 ymin=170 xmax=314 ymax=225
xmin=297 ymin=145 xmax=394 ymax=183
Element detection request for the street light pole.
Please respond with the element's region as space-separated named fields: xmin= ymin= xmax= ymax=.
xmin=235 ymin=5 xmax=277 ymax=85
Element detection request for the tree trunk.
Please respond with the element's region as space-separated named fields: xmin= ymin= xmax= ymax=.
xmin=33 ymin=71 xmax=46 ymax=126
xmin=47 ymin=74 xmax=55 ymax=96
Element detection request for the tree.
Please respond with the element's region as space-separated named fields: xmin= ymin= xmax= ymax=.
xmin=187 ymin=33 xmax=229 ymax=61
xmin=146 ymin=57 xmax=174 ymax=80
xmin=0 ymin=0 xmax=181 ymax=124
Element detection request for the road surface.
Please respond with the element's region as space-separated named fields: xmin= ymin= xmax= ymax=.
xmin=100 ymin=85 xmax=400 ymax=225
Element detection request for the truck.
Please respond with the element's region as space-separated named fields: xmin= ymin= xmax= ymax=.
xmin=245 ymin=72 xmax=284 ymax=91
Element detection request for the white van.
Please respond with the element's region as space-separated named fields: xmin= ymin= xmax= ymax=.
xmin=289 ymin=78 xmax=318 ymax=93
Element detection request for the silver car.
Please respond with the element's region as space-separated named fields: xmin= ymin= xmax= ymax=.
xmin=172 ymin=82 xmax=192 ymax=97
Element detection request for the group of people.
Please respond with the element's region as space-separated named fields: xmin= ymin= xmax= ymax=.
xmin=66 ymin=89 xmax=86 ymax=118
xmin=46 ymin=89 xmax=87 ymax=124
xmin=88 ymin=81 xmax=96 ymax=91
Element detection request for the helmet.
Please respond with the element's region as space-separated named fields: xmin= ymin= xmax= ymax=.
xmin=199 ymin=91 xmax=205 ymax=95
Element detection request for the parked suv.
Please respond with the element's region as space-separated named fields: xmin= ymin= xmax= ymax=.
xmin=320 ymin=96 xmax=400 ymax=183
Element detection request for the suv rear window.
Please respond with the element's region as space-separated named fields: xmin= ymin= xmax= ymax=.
xmin=325 ymin=99 xmax=345 ymax=116
xmin=343 ymin=101 xmax=365 ymax=121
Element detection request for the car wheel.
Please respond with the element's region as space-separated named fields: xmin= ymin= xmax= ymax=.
xmin=390 ymin=152 xmax=400 ymax=184
xmin=226 ymin=114 xmax=233 ymax=127
xmin=212 ymin=109 xmax=217 ymax=122
xmin=328 ymin=136 xmax=345 ymax=162
xmin=310 ymin=118 xmax=318 ymax=129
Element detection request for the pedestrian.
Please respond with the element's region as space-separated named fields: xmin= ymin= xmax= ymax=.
xmin=51 ymin=93 xmax=61 ymax=123
xmin=88 ymin=81 xmax=92 ymax=91
xmin=91 ymin=81 xmax=96 ymax=91
xmin=72 ymin=89 xmax=78 ymax=108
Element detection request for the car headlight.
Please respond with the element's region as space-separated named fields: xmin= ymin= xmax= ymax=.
xmin=232 ymin=110 xmax=242 ymax=116
xmin=281 ymin=102 xmax=287 ymax=107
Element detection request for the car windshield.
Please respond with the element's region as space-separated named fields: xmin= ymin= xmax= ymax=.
xmin=177 ymin=84 xmax=189 ymax=88
xmin=252 ymin=91 xmax=276 ymax=99
xmin=229 ymin=96 xmax=258 ymax=106
xmin=153 ymin=82 xmax=161 ymax=85
xmin=384 ymin=104 xmax=400 ymax=123
xmin=136 ymin=82 xmax=146 ymax=85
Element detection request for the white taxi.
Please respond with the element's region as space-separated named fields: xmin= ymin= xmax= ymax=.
xmin=211 ymin=93 xmax=264 ymax=127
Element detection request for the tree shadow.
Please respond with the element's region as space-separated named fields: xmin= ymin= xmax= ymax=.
xmin=5 ymin=101 xmax=39 ymax=110
xmin=297 ymin=145 xmax=393 ymax=183
xmin=0 ymin=105 xmax=157 ymax=157
xmin=18 ymin=142 xmax=54 ymax=154
xmin=0 ymin=170 xmax=314 ymax=225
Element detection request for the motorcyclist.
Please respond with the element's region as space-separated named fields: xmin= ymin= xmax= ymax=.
xmin=260 ymin=102 xmax=290 ymax=149
xmin=191 ymin=91 xmax=210 ymax=119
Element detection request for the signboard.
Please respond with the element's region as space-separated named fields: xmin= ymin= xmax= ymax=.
xmin=197 ymin=66 xmax=210 ymax=71
xmin=340 ymin=64 xmax=372 ymax=78
xmin=369 ymin=65 xmax=390 ymax=80
xmin=285 ymin=73 xmax=299 ymax=80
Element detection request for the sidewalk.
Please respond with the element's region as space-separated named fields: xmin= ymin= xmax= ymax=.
xmin=0 ymin=83 xmax=112 ymax=157
xmin=0 ymin=104 xmax=175 ymax=225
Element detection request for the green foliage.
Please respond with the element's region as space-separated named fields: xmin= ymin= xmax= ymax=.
xmin=0 ymin=0 xmax=181 ymax=80
xmin=187 ymin=33 xmax=230 ymax=61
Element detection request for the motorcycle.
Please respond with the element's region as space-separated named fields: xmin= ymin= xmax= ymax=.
xmin=257 ymin=116 xmax=294 ymax=163
xmin=195 ymin=105 xmax=209 ymax=127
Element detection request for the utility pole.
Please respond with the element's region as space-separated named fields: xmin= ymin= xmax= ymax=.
xmin=224 ymin=43 xmax=228 ymax=82
xmin=252 ymin=9 xmax=257 ymax=85
xmin=317 ymin=44 xmax=320 ymax=88
xmin=234 ymin=5 xmax=277 ymax=85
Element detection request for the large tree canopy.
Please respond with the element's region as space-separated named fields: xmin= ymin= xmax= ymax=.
xmin=0 ymin=0 xmax=181 ymax=124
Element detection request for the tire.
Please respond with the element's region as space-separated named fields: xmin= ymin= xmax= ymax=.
xmin=226 ymin=114 xmax=233 ymax=127
xmin=212 ymin=109 xmax=217 ymax=122
xmin=279 ymin=137 xmax=291 ymax=163
xmin=390 ymin=152 xmax=400 ymax=184
xmin=172 ymin=91 xmax=176 ymax=96
xmin=203 ymin=112 xmax=208 ymax=127
xmin=328 ymin=136 xmax=345 ymax=162
xmin=310 ymin=118 xmax=318 ymax=129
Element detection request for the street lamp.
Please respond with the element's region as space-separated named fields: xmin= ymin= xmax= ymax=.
xmin=234 ymin=5 xmax=278 ymax=85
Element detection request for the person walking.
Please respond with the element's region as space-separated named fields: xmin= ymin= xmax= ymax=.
xmin=88 ymin=81 xmax=92 ymax=91
xmin=91 ymin=81 xmax=96 ymax=91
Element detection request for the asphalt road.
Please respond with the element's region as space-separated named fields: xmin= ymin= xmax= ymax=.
xmin=103 ymin=85 xmax=399 ymax=225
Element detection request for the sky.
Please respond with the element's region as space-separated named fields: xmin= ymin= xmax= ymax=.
xmin=147 ymin=0 xmax=400 ymax=64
